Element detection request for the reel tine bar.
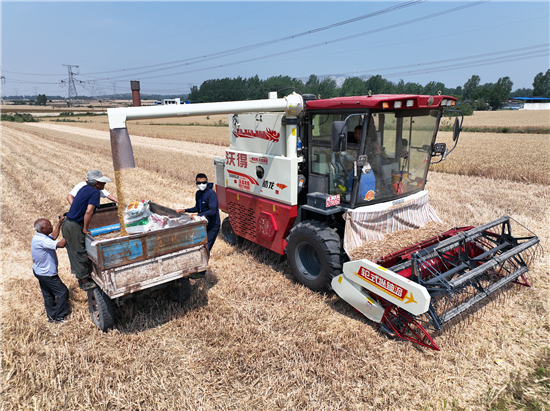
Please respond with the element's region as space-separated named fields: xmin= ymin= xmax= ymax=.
xmin=388 ymin=216 xmax=540 ymax=331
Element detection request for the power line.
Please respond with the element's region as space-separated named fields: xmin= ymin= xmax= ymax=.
xmin=80 ymin=0 xmax=426 ymax=77
xmin=94 ymin=0 xmax=488 ymax=82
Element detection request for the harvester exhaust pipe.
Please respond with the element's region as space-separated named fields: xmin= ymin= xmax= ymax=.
xmin=131 ymin=80 xmax=141 ymax=108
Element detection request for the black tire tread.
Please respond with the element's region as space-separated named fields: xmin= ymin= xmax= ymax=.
xmin=167 ymin=277 xmax=191 ymax=303
xmin=285 ymin=220 xmax=342 ymax=291
xmin=88 ymin=287 xmax=115 ymax=332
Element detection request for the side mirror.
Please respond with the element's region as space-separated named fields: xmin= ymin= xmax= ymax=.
xmin=433 ymin=143 xmax=446 ymax=154
xmin=452 ymin=117 xmax=461 ymax=142
xmin=331 ymin=121 xmax=347 ymax=152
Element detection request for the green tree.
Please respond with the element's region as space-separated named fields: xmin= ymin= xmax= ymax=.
xmin=395 ymin=79 xmax=423 ymax=94
xmin=423 ymin=81 xmax=446 ymax=96
xmin=304 ymin=74 xmax=320 ymax=95
xmin=317 ymin=77 xmax=337 ymax=99
xmin=364 ymin=75 xmax=394 ymax=94
xmin=487 ymin=76 xmax=513 ymax=109
xmin=510 ymin=87 xmax=533 ymax=98
xmin=340 ymin=77 xmax=367 ymax=96
xmin=36 ymin=94 xmax=47 ymax=105
xmin=533 ymin=69 xmax=550 ymax=97
xmin=463 ymin=75 xmax=481 ymax=99
xmin=246 ymin=75 xmax=264 ymax=100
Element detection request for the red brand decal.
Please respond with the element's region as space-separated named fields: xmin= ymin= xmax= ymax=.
xmin=326 ymin=194 xmax=340 ymax=208
xmin=250 ymin=156 xmax=268 ymax=165
xmin=227 ymin=170 xmax=259 ymax=186
xmin=276 ymin=183 xmax=287 ymax=190
xmin=238 ymin=179 xmax=251 ymax=191
xmin=356 ymin=266 xmax=406 ymax=300
xmin=233 ymin=128 xmax=280 ymax=143
xmin=237 ymin=153 xmax=247 ymax=168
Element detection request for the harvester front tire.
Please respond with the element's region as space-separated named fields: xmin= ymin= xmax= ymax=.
xmin=87 ymin=287 xmax=115 ymax=332
xmin=167 ymin=277 xmax=191 ymax=303
xmin=221 ymin=217 xmax=242 ymax=246
xmin=285 ymin=221 xmax=342 ymax=291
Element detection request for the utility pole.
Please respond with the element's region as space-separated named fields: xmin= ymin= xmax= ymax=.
xmin=61 ymin=64 xmax=80 ymax=104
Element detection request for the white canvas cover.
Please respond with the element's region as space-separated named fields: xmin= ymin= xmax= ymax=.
xmin=343 ymin=191 xmax=442 ymax=254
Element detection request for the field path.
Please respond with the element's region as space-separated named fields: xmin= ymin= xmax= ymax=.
xmin=26 ymin=122 xmax=227 ymax=159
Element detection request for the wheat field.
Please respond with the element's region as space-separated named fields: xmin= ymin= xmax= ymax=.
xmin=1 ymin=116 xmax=549 ymax=410
xmin=447 ymin=110 xmax=549 ymax=128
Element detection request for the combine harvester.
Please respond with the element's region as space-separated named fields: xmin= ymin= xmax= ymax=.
xmin=107 ymin=91 xmax=540 ymax=350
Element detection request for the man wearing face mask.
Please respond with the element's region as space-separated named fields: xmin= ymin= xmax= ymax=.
xmin=177 ymin=173 xmax=220 ymax=265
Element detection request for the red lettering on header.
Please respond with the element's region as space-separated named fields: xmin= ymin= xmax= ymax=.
xmin=233 ymin=128 xmax=280 ymax=143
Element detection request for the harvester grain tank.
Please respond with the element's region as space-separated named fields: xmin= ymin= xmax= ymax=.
xmin=107 ymin=91 xmax=540 ymax=349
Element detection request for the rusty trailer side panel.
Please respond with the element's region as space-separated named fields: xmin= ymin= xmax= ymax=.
xmin=91 ymin=245 xmax=208 ymax=299
xmin=84 ymin=203 xmax=209 ymax=299
xmin=87 ymin=221 xmax=207 ymax=271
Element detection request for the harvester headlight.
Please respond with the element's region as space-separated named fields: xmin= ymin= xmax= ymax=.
xmin=446 ymin=100 xmax=453 ymax=106
xmin=406 ymin=99 xmax=414 ymax=107
xmin=441 ymin=99 xmax=448 ymax=106
xmin=382 ymin=102 xmax=389 ymax=109
xmin=393 ymin=101 xmax=402 ymax=109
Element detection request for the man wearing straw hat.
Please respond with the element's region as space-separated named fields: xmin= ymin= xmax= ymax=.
xmin=62 ymin=170 xmax=112 ymax=291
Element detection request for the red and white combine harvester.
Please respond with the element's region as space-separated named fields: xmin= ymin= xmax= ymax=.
xmin=108 ymin=91 xmax=540 ymax=350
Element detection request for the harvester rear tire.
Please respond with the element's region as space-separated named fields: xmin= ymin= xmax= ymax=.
xmin=285 ymin=220 xmax=342 ymax=291
xmin=167 ymin=277 xmax=191 ymax=303
xmin=87 ymin=287 xmax=115 ymax=332
xmin=221 ymin=217 xmax=242 ymax=246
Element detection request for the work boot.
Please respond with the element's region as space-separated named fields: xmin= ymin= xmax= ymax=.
xmin=78 ymin=278 xmax=96 ymax=291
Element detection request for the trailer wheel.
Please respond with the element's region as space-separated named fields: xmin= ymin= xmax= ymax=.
xmin=167 ymin=277 xmax=191 ymax=303
xmin=285 ymin=220 xmax=342 ymax=291
xmin=221 ymin=217 xmax=242 ymax=246
xmin=87 ymin=287 xmax=115 ymax=332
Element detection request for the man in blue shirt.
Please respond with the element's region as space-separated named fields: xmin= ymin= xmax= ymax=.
xmin=177 ymin=173 xmax=220 ymax=279
xmin=31 ymin=217 xmax=68 ymax=323
xmin=62 ymin=170 xmax=111 ymax=290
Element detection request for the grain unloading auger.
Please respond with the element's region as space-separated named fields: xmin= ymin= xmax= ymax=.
xmin=332 ymin=216 xmax=541 ymax=350
xmin=108 ymin=90 xmax=541 ymax=350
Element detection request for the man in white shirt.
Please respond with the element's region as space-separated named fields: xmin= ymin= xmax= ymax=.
xmin=67 ymin=170 xmax=117 ymax=205
xmin=31 ymin=217 xmax=69 ymax=323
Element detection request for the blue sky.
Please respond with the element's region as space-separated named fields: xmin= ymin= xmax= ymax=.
xmin=1 ymin=1 xmax=549 ymax=97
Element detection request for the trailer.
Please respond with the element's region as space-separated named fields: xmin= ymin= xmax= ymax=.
xmin=84 ymin=202 xmax=209 ymax=331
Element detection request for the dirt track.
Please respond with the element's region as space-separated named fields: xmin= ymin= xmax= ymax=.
xmin=26 ymin=122 xmax=228 ymax=158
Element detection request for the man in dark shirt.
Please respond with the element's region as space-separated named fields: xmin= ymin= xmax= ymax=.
xmin=62 ymin=170 xmax=111 ymax=290
xmin=178 ymin=173 xmax=220 ymax=279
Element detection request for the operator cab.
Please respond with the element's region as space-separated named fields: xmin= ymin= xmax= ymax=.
xmin=308 ymin=108 xmax=441 ymax=209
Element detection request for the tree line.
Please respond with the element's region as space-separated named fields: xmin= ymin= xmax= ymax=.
xmin=188 ymin=69 xmax=550 ymax=111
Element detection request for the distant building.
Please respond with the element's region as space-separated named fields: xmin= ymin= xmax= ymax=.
xmin=154 ymin=98 xmax=193 ymax=105
xmin=511 ymin=97 xmax=550 ymax=110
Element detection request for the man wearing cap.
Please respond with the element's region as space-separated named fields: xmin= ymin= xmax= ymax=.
xmin=62 ymin=170 xmax=112 ymax=290
xmin=67 ymin=171 xmax=117 ymax=205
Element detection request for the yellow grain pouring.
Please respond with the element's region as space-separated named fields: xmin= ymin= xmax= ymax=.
xmin=114 ymin=169 xmax=128 ymax=236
